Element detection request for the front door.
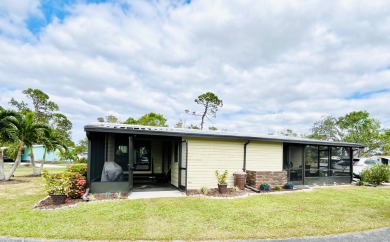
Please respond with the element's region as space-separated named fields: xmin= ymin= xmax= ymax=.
xmin=128 ymin=136 xmax=134 ymax=191
xmin=178 ymin=141 xmax=187 ymax=191
xmin=289 ymin=146 xmax=303 ymax=185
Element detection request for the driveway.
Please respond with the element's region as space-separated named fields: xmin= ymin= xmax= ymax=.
xmin=256 ymin=227 xmax=390 ymax=242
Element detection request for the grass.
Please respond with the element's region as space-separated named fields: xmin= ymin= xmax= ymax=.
xmin=0 ymin=174 xmax=389 ymax=240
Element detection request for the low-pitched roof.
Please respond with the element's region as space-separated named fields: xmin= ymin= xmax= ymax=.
xmin=84 ymin=123 xmax=364 ymax=148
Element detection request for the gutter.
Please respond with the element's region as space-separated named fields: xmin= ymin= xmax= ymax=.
xmin=243 ymin=140 xmax=250 ymax=171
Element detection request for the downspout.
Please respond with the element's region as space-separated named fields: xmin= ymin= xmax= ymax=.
xmin=243 ymin=140 xmax=250 ymax=172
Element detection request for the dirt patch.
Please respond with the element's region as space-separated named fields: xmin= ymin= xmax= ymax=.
xmin=21 ymin=174 xmax=42 ymax=177
xmin=0 ymin=179 xmax=29 ymax=185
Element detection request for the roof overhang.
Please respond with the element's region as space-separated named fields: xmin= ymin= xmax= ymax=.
xmin=84 ymin=123 xmax=365 ymax=148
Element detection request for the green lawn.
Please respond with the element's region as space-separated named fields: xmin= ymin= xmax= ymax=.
xmin=0 ymin=174 xmax=389 ymax=241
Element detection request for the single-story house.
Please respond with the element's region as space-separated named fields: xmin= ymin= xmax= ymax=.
xmin=84 ymin=123 xmax=364 ymax=193
xmin=21 ymin=145 xmax=64 ymax=162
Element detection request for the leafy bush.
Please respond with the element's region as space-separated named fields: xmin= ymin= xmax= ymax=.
xmin=273 ymin=186 xmax=281 ymax=191
xmin=283 ymin=182 xmax=294 ymax=190
xmin=43 ymin=169 xmax=87 ymax=198
xmin=67 ymin=177 xmax=87 ymax=199
xmin=215 ymin=170 xmax=228 ymax=185
xmin=356 ymin=180 xmax=365 ymax=186
xmin=67 ymin=164 xmax=87 ymax=177
xmin=360 ymin=164 xmax=390 ymax=185
xmin=198 ymin=186 xmax=209 ymax=195
xmin=233 ymin=186 xmax=240 ymax=192
xmin=42 ymin=170 xmax=70 ymax=195
xmin=76 ymin=157 xmax=87 ymax=164
xmin=259 ymin=183 xmax=270 ymax=192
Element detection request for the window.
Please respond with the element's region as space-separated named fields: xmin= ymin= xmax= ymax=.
xmin=134 ymin=141 xmax=151 ymax=171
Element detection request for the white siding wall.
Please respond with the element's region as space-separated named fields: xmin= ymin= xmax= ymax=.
xmin=186 ymin=138 xmax=244 ymax=190
xmin=246 ymin=141 xmax=283 ymax=171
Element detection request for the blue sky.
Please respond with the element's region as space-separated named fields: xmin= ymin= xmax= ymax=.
xmin=1 ymin=0 xmax=390 ymax=142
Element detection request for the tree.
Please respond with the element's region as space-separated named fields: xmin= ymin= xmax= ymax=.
xmin=22 ymin=88 xmax=59 ymax=122
xmin=185 ymin=92 xmax=223 ymax=130
xmin=73 ymin=137 xmax=88 ymax=154
xmin=308 ymin=116 xmax=342 ymax=141
xmin=0 ymin=110 xmax=19 ymax=180
xmin=338 ymin=111 xmax=382 ymax=155
xmin=97 ymin=115 xmax=120 ymax=123
xmin=137 ymin=113 xmax=167 ymax=126
xmin=9 ymin=89 xmax=71 ymax=175
xmin=380 ymin=129 xmax=390 ymax=155
xmin=308 ymin=111 xmax=383 ymax=156
xmin=279 ymin=129 xmax=298 ymax=137
xmin=0 ymin=111 xmax=49 ymax=180
xmin=39 ymin=128 xmax=67 ymax=175
xmin=174 ymin=120 xmax=184 ymax=128
xmin=122 ymin=112 xmax=168 ymax=127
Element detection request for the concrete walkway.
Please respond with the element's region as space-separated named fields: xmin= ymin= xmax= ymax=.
xmin=128 ymin=190 xmax=185 ymax=199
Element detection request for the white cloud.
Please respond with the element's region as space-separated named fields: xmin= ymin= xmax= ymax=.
xmin=1 ymin=0 xmax=390 ymax=141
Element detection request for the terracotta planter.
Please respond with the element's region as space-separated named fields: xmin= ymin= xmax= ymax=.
xmin=218 ymin=184 xmax=228 ymax=194
xmin=50 ymin=194 xmax=67 ymax=204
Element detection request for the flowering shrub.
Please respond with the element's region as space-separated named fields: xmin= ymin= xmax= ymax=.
xmin=42 ymin=169 xmax=87 ymax=199
xmin=42 ymin=170 xmax=70 ymax=195
xmin=67 ymin=178 xmax=87 ymax=199
xmin=259 ymin=183 xmax=270 ymax=192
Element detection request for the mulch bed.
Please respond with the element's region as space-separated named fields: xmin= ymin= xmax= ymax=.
xmin=33 ymin=192 xmax=129 ymax=210
xmin=33 ymin=187 xmax=298 ymax=210
xmin=34 ymin=196 xmax=83 ymax=210
xmin=186 ymin=188 xmax=251 ymax=197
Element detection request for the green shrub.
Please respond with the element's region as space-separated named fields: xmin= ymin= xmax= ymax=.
xmin=75 ymin=157 xmax=87 ymax=164
xmin=67 ymin=164 xmax=87 ymax=177
xmin=233 ymin=186 xmax=240 ymax=192
xmin=360 ymin=164 xmax=390 ymax=185
xmin=198 ymin=186 xmax=209 ymax=195
xmin=356 ymin=180 xmax=365 ymax=186
xmin=42 ymin=170 xmax=70 ymax=195
xmin=274 ymin=186 xmax=281 ymax=191
xmin=283 ymin=182 xmax=294 ymax=190
xmin=215 ymin=170 xmax=228 ymax=185
xmin=42 ymin=169 xmax=87 ymax=199
xmin=259 ymin=183 xmax=270 ymax=192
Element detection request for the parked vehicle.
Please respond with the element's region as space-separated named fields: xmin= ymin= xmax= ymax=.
xmin=2 ymin=156 xmax=14 ymax=162
xmin=353 ymin=157 xmax=381 ymax=178
xmin=77 ymin=152 xmax=88 ymax=160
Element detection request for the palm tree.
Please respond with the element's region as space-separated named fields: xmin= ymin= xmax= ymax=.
xmin=0 ymin=110 xmax=18 ymax=180
xmin=38 ymin=128 xmax=67 ymax=175
xmin=2 ymin=111 xmax=49 ymax=181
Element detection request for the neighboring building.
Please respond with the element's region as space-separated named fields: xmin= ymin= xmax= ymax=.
xmin=84 ymin=123 xmax=364 ymax=193
xmin=21 ymin=145 xmax=63 ymax=162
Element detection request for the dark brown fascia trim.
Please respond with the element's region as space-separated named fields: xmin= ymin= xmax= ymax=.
xmin=84 ymin=126 xmax=364 ymax=148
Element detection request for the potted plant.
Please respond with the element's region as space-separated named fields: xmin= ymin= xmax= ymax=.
xmin=215 ymin=170 xmax=228 ymax=194
xmin=42 ymin=170 xmax=70 ymax=204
